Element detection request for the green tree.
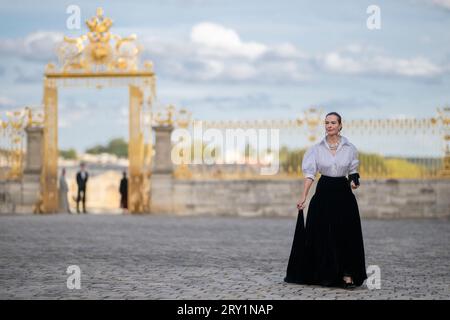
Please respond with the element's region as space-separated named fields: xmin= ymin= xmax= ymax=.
xmin=85 ymin=145 xmax=107 ymax=154
xmin=59 ymin=148 xmax=77 ymax=160
xmin=107 ymin=138 xmax=128 ymax=158
xmin=85 ymin=138 xmax=128 ymax=158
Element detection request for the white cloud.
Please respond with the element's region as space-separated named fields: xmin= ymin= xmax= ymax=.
xmin=320 ymin=45 xmax=444 ymax=78
xmin=432 ymin=0 xmax=450 ymax=10
xmin=0 ymin=26 xmax=447 ymax=85
xmin=374 ymin=56 xmax=442 ymax=77
xmin=271 ymin=42 xmax=307 ymax=59
xmin=323 ymin=52 xmax=363 ymax=74
xmin=190 ymin=22 xmax=268 ymax=60
xmin=0 ymin=24 xmax=305 ymax=84
xmin=139 ymin=23 xmax=310 ymax=83
xmin=224 ymin=63 xmax=257 ymax=80
xmin=141 ymin=28 xmax=447 ymax=82
xmin=0 ymin=31 xmax=63 ymax=61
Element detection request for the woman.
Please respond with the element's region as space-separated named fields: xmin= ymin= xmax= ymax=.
xmin=58 ymin=168 xmax=71 ymax=213
xmin=284 ymin=112 xmax=367 ymax=289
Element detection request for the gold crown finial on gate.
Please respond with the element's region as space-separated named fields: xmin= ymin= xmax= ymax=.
xmin=49 ymin=7 xmax=151 ymax=74
xmin=86 ymin=7 xmax=112 ymax=38
xmin=294 ymin=107 xmax=323 ymax=143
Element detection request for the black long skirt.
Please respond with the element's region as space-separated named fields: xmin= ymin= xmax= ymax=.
xmin=284 ymin=175 xmax=367 ymax=287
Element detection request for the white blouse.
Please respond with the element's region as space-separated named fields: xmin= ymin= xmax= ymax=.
xmin=302 ymin=135 xmax=359 ymax=181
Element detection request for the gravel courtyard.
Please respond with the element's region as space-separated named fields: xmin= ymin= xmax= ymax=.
xmin=0 ymin=214 xmax=449 ymax=299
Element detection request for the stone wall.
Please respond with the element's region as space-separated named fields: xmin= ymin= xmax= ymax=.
xmin=170 ymin=178 xmax=450 ymax=219
xmin=1 ymin=177 xmax=449 ymax=217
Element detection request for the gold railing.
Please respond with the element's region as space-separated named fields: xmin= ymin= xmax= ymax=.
xmin=172 ymin=107 xmax=450 ymax=180
xmin=0 ymin=107 xmax=43 ymax=180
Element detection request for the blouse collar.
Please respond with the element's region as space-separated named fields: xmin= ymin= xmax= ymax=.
xmin=320 ymin=135 xmax=350 ymax=151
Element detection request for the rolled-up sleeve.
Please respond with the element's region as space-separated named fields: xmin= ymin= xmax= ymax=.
xmin=302 ymin=147 xmax=317 ymax=181
xmin=349 ymin=146 xmax=359 ymax=174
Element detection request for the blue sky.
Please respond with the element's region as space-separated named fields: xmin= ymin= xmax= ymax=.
xmin=0 ymin=0 xmax=449 ymax=156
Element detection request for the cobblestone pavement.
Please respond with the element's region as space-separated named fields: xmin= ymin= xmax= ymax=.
xmin=0 ymin=214 xmax=449 ymax=299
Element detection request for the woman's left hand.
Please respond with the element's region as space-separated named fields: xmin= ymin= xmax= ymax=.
xmin=351 ymin=181 xmax=359 ymax=189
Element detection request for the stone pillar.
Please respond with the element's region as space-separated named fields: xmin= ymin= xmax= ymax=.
xmin=19 ymin=126 xmax=44 ymax=213
xmin=150 ymin=125 xmax=174 ymax=213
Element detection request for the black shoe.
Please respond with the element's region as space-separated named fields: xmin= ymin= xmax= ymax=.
xmin=343 ymin=281 xmax=356 ymax=290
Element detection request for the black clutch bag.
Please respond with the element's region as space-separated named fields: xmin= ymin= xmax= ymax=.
xmin=348 ymin=173 xmax=360 ymax=186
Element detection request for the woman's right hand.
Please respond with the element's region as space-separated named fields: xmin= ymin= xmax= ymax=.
xmin=297 ymin=195 xmax=307 ymax=210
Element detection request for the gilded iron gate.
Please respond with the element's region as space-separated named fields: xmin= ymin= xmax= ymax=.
xmin=40 ymin=8 xmax=156 ymax=213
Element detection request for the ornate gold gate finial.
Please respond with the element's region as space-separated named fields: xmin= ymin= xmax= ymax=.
xmin=85 ymin=7 xmax=113 ymax=65
xmin=52 ymin=7 xmax=145 ymax=73
xmin=296 ymin=107 xmax=323 ymax=143
xmin=153 ymin=105 xmax=192 ymax=128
